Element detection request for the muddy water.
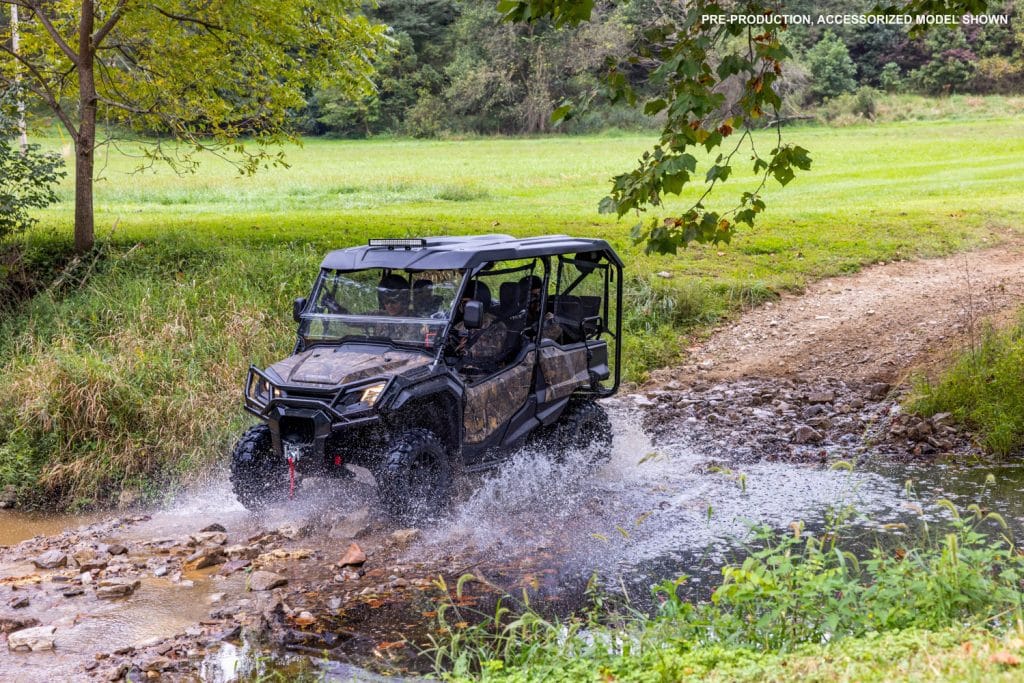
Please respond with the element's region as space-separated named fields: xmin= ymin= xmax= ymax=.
xmin=2 ymin=403 xmax=1023 ymax=681
xmin=0 ymin=511 xmax=104 ymax=547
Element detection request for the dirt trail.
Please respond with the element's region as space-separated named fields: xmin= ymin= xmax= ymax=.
xmin=649 ymin=241 xmax=1024 ymax=387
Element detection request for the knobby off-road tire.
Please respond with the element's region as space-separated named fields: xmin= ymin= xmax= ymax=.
xmin=230 ymin=424 xmax=289 ymax=511
xmin=552 ymin=400 xmax=613 ymax=463
xmin=376 ymin=428 xmax=452 ymax=523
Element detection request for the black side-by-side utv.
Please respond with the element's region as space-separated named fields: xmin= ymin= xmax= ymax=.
xmin=231 ymin=234 xmax=623 ymax=520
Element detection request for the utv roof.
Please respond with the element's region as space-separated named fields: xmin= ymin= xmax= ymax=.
xmin=320 ymin=234 xmax=623 ymax=271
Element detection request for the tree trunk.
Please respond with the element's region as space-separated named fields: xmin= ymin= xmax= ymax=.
xmin=73 ymin=140 xmax=95 ymax=253
xmin=74 ymin=0 xmax=96 ymax=254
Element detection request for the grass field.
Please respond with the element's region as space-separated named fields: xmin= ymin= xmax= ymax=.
xmin=2 ymin=115 xmax=1024 ymax=506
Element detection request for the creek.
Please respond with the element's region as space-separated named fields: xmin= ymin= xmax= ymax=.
xmin=1 ymin=404 xmax=1020 ymax=681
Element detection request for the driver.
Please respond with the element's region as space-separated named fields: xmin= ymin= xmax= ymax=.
xmin=375 ymin=274 xmax=410 ymax=338
xmin=451 ymin=280 xmax=509 ymax=369
xmin=378 ymin=273 xmax=410 ymax=317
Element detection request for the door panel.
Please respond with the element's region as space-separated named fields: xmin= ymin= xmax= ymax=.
xmin=463 ymin=351 xmax=535 ymax=445
xmin=538 ymin=344 xmax=589 ymax=403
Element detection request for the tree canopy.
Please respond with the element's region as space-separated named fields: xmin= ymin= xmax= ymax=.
xmin=0 ymin=0 xmax=388 ymax=251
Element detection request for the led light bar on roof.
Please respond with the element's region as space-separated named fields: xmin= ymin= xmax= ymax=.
xmin=368 ymin=238 xmax=426 ymax=248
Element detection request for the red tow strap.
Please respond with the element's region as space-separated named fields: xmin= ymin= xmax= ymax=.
xmin=287 ymin=457 xmax=296 ymax=499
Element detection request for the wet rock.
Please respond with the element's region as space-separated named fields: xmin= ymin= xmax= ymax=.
xmin=141 ymin=656 xmax=171 ymax=672
xmin=806 ymin=390 xmax=835 ymax=404
xmin=248 ymin=571 xmax=287 ymax=591
xmin=62 ymin=587 xmax=85 ymax=598
xmin=185 ymin=546 xmax=226 ymax=570
xmin=0 ymin=614 xmax=39 ymax=634
xmin=32 ymin=550 xmax=68 ymax=569
xmin=338 ymin=543 xmax=367 ymax=567
xmin=276 ymin=522 xmax=311 ymax=540
xmin=8 ymin=624 xmax=57 ymax=651
xmin=219 ymin=559 xmax=252 ymax=576
xmin=107 ymin=543 xmax=128 ymax=556
xmin=802 ymin=404 xmax=827 ymax=419
xmin=106 ymin=663 xmax=130 ymax=681
xmin=328 ymin=507 xmax=371 ymax=540
xmin=200 ymin=523 xmax=227 ymax=533
xmin=190 ymin=531 xmax=228 ymax=546
xmin=628 ymin=394 xmax=655 ymax=407
xmin=225 ymin=544 xmax=259 ymax=560
xmin=791 ymin=425 xmax=824 ymax=444
xmin=867 ymin=382 xmax=891 ymax=399
xmin=8 ymin=596 xmax=29 ymax=609
xmin=96 ymin=578 xmax=141 ymax=599
xmin=390 ymin=529 xmax=420 ymax=544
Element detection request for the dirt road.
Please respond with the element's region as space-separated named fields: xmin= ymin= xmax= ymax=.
xmin=649 ymin=241 xmax=1024 ymax=387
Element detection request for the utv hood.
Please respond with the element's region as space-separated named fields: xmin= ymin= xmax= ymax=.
xmin=267 ymin=346 xmax=432 ymax=387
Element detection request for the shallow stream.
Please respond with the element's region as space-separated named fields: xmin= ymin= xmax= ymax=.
xmin=2 ymin=403 xmax=1021 ymax=681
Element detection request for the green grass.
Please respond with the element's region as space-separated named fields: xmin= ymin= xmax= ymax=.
xmin=2 ymin=114 xmax=1024 ymax=505
xmin=428 ymin=502 xmax=1024 ymax=682
xmin=910 ymin=313 xmax=1024 ymax=456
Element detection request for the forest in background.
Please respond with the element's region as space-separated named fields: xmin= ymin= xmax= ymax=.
xmin=297 ymin=0 xmax=1024 ymax=138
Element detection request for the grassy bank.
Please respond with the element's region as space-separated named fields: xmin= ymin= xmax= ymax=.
xmin=910 ymin=312 xmax=1024 ymax=457
xmin=2 ymin=116 xmax=1024 ymax=506
xmin=429 ymin=503 xmax=1024 ymax=682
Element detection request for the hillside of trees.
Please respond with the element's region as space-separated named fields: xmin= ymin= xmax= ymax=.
xmin=299 ymin=0 xmax=1022 ymax=138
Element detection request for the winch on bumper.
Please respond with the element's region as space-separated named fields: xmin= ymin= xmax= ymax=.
xmin=243 ymin=365 xmax=386 ymax=468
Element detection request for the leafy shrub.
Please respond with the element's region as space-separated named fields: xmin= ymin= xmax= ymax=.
xmin=805 ymin=31 xmax=857 ymax=102
xmin=0 ymin=90 xmax=66 ymax=241
xmin=879 ymin=62 xmax=903 ymax=92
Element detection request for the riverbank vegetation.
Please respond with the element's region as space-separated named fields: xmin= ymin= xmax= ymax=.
xmin=430 ymin=499 xmax=1024 ymax=682
xmin=0 ymin=114 xmax=1023 ymax=506
xmin=911 ymin=312 xmax=1024 ymax=457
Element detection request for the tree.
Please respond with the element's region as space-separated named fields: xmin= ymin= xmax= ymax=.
xmin=0 ymin=86 xmax=64 ymax=241
xmin=806 ymin=31 xmax=857 ymax=101
xmin=499 ymin=0 xmax=990 ymax=254
xmin=0 ymin=0 xmax=387 ymax=252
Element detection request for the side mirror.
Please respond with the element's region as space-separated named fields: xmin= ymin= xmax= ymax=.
xmin=463 ymin=300 xmax=484 ymax=329
xmin=293 ymin=297 xmax=307 ymax=323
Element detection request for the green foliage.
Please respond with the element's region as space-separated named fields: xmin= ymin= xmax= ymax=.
xmin=880 ymin=62 xmax=904 ymax=93
xmin=430 ymin=501 xmax=1024 ymax=681
xmin=911 ymin=313 xmax=1024 ymax=456
xmin=806 ymin=31 xmax=858 ymax=101
xmin=0 ymin=91 xmax=65 ymax=241
xmin=910 ymin=29 xmax=979 ymax=96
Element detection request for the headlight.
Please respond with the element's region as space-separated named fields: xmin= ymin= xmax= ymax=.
xmin=249 ymin=374 xmax=271 ymax=403
xmin=360 ymin=382 xmax=387 ymax=406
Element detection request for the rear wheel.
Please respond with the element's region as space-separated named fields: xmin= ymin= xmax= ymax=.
xmin=552 ymin=400 xmax=613 ymax=463
xmin=230 ymin=424 xmax=289 ymax=511
xmin=376 ymin=428 xmax=452 ymax=523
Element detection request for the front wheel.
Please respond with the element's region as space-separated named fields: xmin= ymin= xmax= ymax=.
xmin=230 ymin=424 xmax=289 ymax=511
xmin=376 ymin=428 xmax=452 ymax=523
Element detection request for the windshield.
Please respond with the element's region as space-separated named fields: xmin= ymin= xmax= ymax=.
xmin=299 ymin=268 xmax=463 ymax=348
